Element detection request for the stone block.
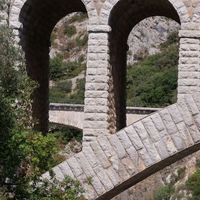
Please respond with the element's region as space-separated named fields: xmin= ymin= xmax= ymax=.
xmin=143 ymin=138 xmax=161 ymax=163
xmin=85 ymin=91 xmax=109 ymax=98
xmin=178 ymin=99 xmax=194 ymax=126
xmin=109 ymin=134 xmax=127 ymax=159
xmin=177 ymin=122 xmax=194 ymax=147
xmin=185 ymin=94 xmax=199 ymax=115
xmin=159 ymin=109 xmax=177 ymax=134
xmin=75 ymin=152 xmax=96 ymax=178
xmin=53 ymin=166 xmax=65 ymax=181
xmin=93 ymin=165 xmax=114 ymax=190
xmin=97 ymin=135 xmax=116 ymax=158
xmin=59 ymin=161 xmax=75 ymax=178
xmin=167 ymin=104 xmax=183 ymax=124
xmin=161 ymin=132 xmax=178 ymax=155
xmin=142 ymin=117 xmax=161 ymax=142
xmin=110 ymin=155 xmax=130 ymax=181
xmin=83 ymin=146 xmax=100 ymax=168
xmin=138 ymin=148 xmax=153 ymax=167
xmin=133 ymin=121 xmax=148 ymax=140
xmin=67 ymin=156 xmax=83 ymax=177
xmin=121 ymin=157 xmax=137 ymax=176
xmin=150 ymin=113 xmax=165 ymax=131
xmin=124 ymin=125 xmax=144 ymax=150
xmin=116 ymin=129 xmax=132 ymax=149
xmin=154 ymin=140 xmax=169 ymax=159
xmin=171 ymin=132 xmax=185 ymax=151
xmin=188 ymin=125 xmax=200 ymax=143
xmin=192 ymin=93 xmax=200 ymax=111
xmin=106 ymin=166 xmax=121 ymax=186
xmin=90 ymin=141 xmax=111 ymax=168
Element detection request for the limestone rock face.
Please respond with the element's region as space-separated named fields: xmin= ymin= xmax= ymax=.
xmin=127 ymin=16 xmax=180 ymax=65
xmin=49 ymin=15 xmax=180 ymax=65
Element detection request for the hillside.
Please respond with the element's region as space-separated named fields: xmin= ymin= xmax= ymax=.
xmin=49 ymin=14 xmax=180 ymax=107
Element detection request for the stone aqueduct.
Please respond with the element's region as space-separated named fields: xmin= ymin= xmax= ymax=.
xmin=4 ymin=0 xmax=200 ymax=199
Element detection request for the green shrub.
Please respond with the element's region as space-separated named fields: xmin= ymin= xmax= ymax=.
xmin=52 ymin=154 xmax=66 ymax=166
xmin=126 ymin=32 xmax=179 ymax=107
xmin=177 ymin=167 xmax=186 ymax=180
xmin=63 ymin=25 xmax=77 ymax=37
xmin=29 ymin=174 xmax=85 ymax=200
xmin=186 ymin=170 xmax=200 ymax=198
xmin=49 ymin=124 xmax=83 ymax=143
xmin=153 ymin=183 xmax=175 ymax=200
xmin=50 ymin=53 xmax=64 ymax=80
xmin=50 ymin=53 xmax=86 ymax=80
xmin=55 ymin=80 xmax=72 ymax=93
xmin=78 ymin=54 xmax=85 ymax=63
xmin=76 ymin=34 xmax=88 ymax=46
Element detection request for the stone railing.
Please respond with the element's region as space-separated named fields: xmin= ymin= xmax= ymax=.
xmin=49 ymin=103 xmax=159 ymax=114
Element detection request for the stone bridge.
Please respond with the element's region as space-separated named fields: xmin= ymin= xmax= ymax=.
xmin=4 ymin=0 xmax=200 ymax=198
xmin=49 ymin=103 xmax=159 ymax=130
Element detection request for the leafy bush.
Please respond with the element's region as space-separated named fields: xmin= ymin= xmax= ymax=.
xmin=126 ymin=31 xmax=179 ymax=107
xmin=50 ymin=124 xmax=83 ymax=144
xmin=177 ymin=167 xmax=186 ymax=180
xmin=50 ymin=53 xmax=86 ymax=81
xmin=29 ymin=174 xmax=85 ymax=200
xmin=63 ymin=25 xmax=77 ymax=37
xmin=52 ymin=154 xmax=66 ymax=166
xmin=186 ymin=170 xmax=200 ymax=198
xmin=0 ymin=11 xmax=85 ymax=199
xmin=50 ymin=53 xmax=65 ymax=80
xmin=76 ymin=34 xmax=88 ymax=47
xmin=50 ymin=78 xmax=85 ymax=104
xmin=153 ymin=183 xmax=175 ymax=200
xmin=55 ymin=80 xmax=72 ymax=93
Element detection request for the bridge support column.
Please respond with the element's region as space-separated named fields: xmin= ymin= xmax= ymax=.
xmin=83 ymin=25 xmax=111 ymax=145
xmin=178 ymin=30 xmax=200 ymax=101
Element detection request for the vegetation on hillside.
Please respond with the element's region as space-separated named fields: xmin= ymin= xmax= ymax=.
xmin=50 ymin=31 xmax=179 ymax=108
xmin=153 ymin=161 xmax=200 ymax=200
xmin=127 ymin=31 xmax=179 ymax=107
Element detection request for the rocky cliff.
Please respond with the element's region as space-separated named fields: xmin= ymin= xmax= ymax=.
xmin=50 ymin=14 xmax=180 ymax=66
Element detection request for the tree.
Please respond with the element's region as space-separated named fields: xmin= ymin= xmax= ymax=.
xmin=0 ymin=10 xmax=85 ymax=200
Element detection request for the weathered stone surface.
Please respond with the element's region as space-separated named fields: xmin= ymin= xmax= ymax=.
xmin=142 ymin=117 xmax=161 ymax=142
xmin=109 ymin=134 xmax=127 ymax=159
xmin=90 ymin=141 xmax=111 ymax=168
xmin=159 ymin=109 xmax=177 ymax=135
xmin=116 ymin=130 xmax=132 ymax=149
xmin=125 ymin=125 xmax=144 ymax=150
xmin=67 ymin=156 xmax=83 ymax=177
xmin=150 ymin=113 xmax=165 ymax=132
xmin=59 ymin=161 xmax=75 ymax=178
xmin=133 ymin=121 xmax=149 ymax=140
xmin=110 ymin=155 xmax=130 ymax=181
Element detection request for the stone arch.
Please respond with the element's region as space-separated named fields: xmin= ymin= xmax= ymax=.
xmin=18 ymin=0 xmax=90 ymax=134
xmin=108 ymin=0 xmax=186 ymax=132
xmin=99 ymin=0 xmax=190 ymax=26
xmin=49 ymin=122 xmax=83 ymax=132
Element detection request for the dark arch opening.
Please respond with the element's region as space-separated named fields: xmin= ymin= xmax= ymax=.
xmin=19 ymin=0 xmax=87 ymax=134
xmin=108 ymin=0 xmax=180 ymax=132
